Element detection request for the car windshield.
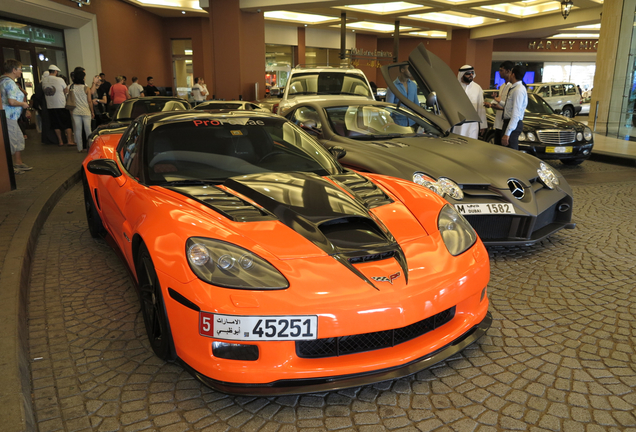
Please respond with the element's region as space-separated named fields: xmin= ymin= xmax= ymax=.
xmin=116 ymin=99 xmax=190 ymax=121
xmin=323 ymin=105 xmax=444 ymax=139
xmin=288 ymin=72 xmax=372 ymax=98
xmin=144 ymin=116 xmax=342 ymax=185
xmin=526 ymin=93 xmax=555 ymax=114
xmin=194 ymin=103 xmax=243 ymax=110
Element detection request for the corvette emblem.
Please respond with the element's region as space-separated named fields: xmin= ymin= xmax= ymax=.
xmin=371 ymin=272 xmax=401 ymax=285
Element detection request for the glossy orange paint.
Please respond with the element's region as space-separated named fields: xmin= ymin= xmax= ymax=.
xmin=83 ymin=129 xmax=490 ymax=392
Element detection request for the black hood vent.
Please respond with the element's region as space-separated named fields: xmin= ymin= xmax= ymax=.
xmin=167 ymin=185 xmax=274 ymax=222
xmin=330 ymin=172 xmax=393 ymax=209
xmin=224 ymin=172 xmax=408 ymax=289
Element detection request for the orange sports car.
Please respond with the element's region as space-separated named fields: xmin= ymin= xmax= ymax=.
xmin=82 ymin=110 xmax=491 ymax=395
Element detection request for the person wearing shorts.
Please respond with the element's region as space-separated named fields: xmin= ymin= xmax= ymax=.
xmin=0 ymin=58 xmax=32 ymax=174
xmin=42 ymin=65 xmax=76 ymax=146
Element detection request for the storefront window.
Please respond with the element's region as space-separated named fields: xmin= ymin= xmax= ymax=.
xmin=266 ymin=44 xmax=293 ymax=91
xmin=618 ymin=11 xmax=636 ymax=141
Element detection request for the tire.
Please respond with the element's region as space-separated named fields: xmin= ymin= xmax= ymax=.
xmin=562 ymin=158 xmax=585 ymax=166
xmin=561 ymin=106 xmax=574 ymax=118
xmin=82 ymin=171 xmax=106 ymax=238
xmin=136 ymin=244 xmax=176 ymax=361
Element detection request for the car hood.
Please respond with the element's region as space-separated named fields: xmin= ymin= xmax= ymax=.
xmin=381 ymin=43 xmax=480 ymax=133
xmin=165 ymin=171 xmax=424 ymax=286
xmin=521 ymin=113 xmax=585 ymax=130
xmin=336 ymin=134 xmax=542 ymax=188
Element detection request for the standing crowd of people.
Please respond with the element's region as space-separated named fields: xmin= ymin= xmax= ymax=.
xmin=1 ymin=57 xmax=172 ymax=176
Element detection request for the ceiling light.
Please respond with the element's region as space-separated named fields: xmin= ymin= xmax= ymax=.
xmin=339 ymin=2 xmax=425 ymax=14
xmin=561 ymin=0 xmax=573 ymax=19
xmin=549 ymin=33 xmax=599 ymax=38
xmin=408 ymin=30 xmax=447 ymax=38
xmin=184 ymin=49 xmax=193 ymax=55
xmin=337 ymin=21 xmax=414 ymax=32
xmin=264 ymin=11 xmax=338 ymax=24
xmin=408 ymin=12 xmax=499 ymax=27
xmin=181 ymin=10 xmax=185 ymax=14
xmin=478 ymin=2 xmax=560 ymax=18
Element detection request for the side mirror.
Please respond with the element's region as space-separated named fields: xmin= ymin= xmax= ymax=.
xmin=426 ymin=92 xmax=440 ymax=115
xmin=87 ymin=159 xmax=122 ymax=178
xmin=329 ymin=146 xmax=347 ymax=160
xmin=300 ymin=120 xmax=322 ymax=136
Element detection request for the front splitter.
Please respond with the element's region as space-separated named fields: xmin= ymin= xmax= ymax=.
xmin=178 ymin=311 xmax=493 ymax=396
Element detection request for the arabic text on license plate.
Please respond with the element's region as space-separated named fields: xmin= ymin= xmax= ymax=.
xmin=199 ymin=313 xmax=318 ymax=341
xmin=546 ymin=146 xmax=573 ymax=153
xmin=454 ymin=203 xmax=515 ymax=215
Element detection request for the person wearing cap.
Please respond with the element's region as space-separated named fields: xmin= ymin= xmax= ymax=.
xmin=452 ymin=65 xmax=487 ymax=140
xmin=0 ymin=58 xmax=32 ymax=174
xmin=41 ymin=64 xmax=76 ymax=147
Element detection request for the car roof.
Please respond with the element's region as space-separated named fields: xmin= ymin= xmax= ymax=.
xmin=526 ymin=82 xmax=577 ymax=86
xmin=287 ymin=99 xmax=398 ymax=109
xmin=141 ymin=110 xmax=282 ymax=126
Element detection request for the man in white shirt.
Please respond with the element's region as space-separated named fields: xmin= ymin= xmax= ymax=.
xmin=128 ymin=76 xmax=145 ymax=98
xmin=192 ymin=77 xmax=208 ymax=105
xmin=485 ymin=61 xmax=514 ymax=146
xmin=41 ymin=65 xmax=75 ymax=146
xmin=502 ymin=65 xmax=528 ymax=150
xmin=452 ymin=65 xmax=487 ymax=140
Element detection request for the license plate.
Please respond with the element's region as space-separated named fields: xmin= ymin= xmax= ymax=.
xmin=199 ymin=312 xmax=318 ymax=341
xmin=546 ymin=146 xmax=573 ymax=153
xmin=454 ymin=203 xmax=516 ymax=215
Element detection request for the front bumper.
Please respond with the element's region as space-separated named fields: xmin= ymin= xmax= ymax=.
xmin=520 ymin=142 xmax=593 ymax=161
xmin=179 ymin=312 xmax=492 ymax=396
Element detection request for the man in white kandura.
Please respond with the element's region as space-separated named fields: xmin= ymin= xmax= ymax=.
xmin=452 ymin=65 xmax=488 ymax=140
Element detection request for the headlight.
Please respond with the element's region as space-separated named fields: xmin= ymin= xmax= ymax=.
xmin=537 ymin=162 xmax=560 ymax=190
xmin=519 ymin=132 xmax=526 ymax=141
xmin=584 ymin=127 xmax=593 ymax=141
xmin=413 ymin=173 xmax=464 ymax=200
xmin=186 ymin=238 xmax=289 ymax=289
xmin=438 ymin=204 xmax=477 ymax=256
xmin=576 ymin=132 xmax=583 ymax=141
xmin=526 ymin=132 xmax=536 ymax=142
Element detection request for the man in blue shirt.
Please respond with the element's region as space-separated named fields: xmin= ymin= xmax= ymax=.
xmin=385 ymin=65 xmax=419 ymax=126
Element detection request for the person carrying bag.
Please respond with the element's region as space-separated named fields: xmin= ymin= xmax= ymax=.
xmin=65 ymin=84 xmax=76 ymax=111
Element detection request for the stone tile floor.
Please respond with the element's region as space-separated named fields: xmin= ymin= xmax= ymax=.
xmin=27 ymin=159 xmax=636 ymax=432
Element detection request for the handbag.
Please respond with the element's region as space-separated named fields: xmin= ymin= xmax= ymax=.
xmin=66 ymin=84 xmax=76 ymax=111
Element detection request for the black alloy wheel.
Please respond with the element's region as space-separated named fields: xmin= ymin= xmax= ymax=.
xmin=82 ymin=171 xmax=106 ymax=238
xmin=136 ymin=244 xmax=176 ymax=361
xmin=561 ymin=106 xmax=574 ymax=118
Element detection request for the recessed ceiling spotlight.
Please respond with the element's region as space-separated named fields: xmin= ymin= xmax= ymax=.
xmin=181 ymin=10 xmax=185 ymax=14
